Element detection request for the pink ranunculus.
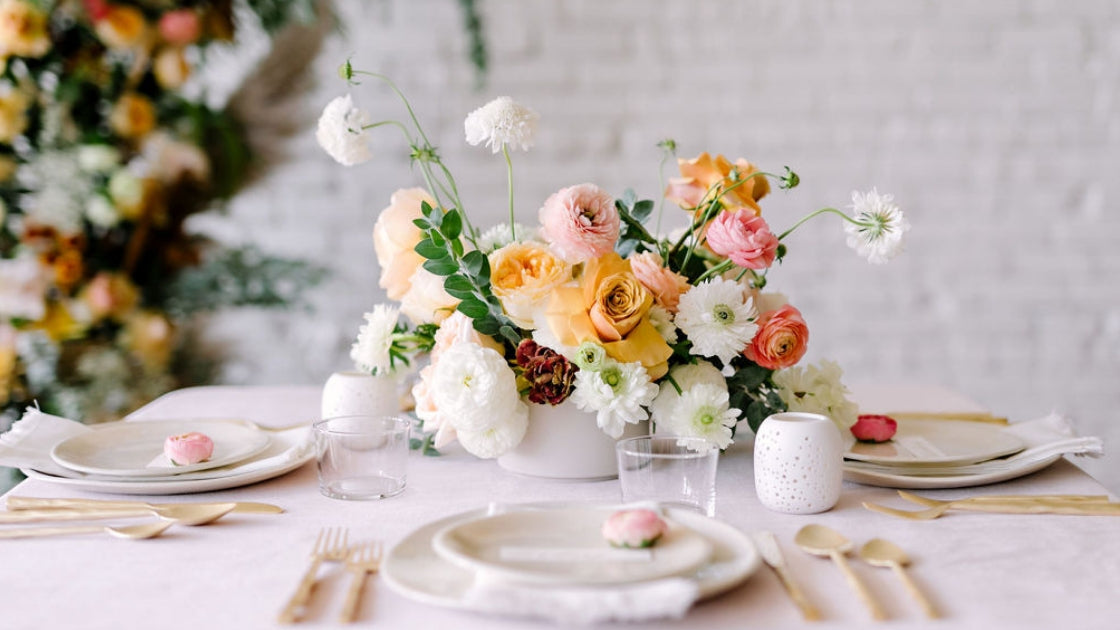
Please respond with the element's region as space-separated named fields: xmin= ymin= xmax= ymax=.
xmin=743 ymin=304 xmax=809 ymax=370
xmin=851 ymin=415 xmax=898 ymax=443
xmin=164 ymin=432 xmax=214 ymax=465
xmin=158 ymin=9 xmax=201 ymax=46
xmin=705 ymin=209 xmax=780 ymax=270
xmin=629 ymin=251 xmax=691 ymax=313
xmin=601 ymin=508 xmax=668 ymax=549
xmin=538 ymin=183 xmax=619 ymax=263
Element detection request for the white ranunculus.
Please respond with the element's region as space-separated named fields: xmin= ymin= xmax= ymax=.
xmin=431 ymin=342 xmax=528 ymax=458
xmin=773 ymin=359 xmax=859 ymax=431
xmin=316 ymin=95 xmax=373 ymax=166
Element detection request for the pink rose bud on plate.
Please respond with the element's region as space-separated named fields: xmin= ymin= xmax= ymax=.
xmin=164 ymin=432 xmax=214 ymax=465
xmin=602 ymin=508 xmax=668 ymax=548
xmin=850 ymin=415 xmax=898 ymax=443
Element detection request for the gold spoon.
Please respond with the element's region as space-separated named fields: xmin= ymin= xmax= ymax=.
xmin=795 ymin=524 xmax=886 ymax=621
xmin=0 ymin=503 xmax=236 ymax=526
xmin=859 ymin=538 xmax=938 ymax=618
xmin=6 ymin=496 xmax=283 ymax=514
xmin=0 ymin=521 xmax=172 ymax=540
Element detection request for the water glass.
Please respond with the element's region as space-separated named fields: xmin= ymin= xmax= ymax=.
xmin=616 ymin=436 xmax=720 ymax=516
xmin=313 ymin=415 xmax=410 ymax=500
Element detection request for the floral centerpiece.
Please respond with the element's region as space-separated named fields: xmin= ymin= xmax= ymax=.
xmin=319 ymin=60 xmax=909 ymax=461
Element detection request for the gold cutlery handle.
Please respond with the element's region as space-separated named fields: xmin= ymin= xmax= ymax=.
xmin=773 ymin=564 xmax=821 ymax=621
xmin=0 ymin=508 xmax=152 ymax=524
xmin=0 ymin=524 xmax=104 ymax=539
xmin=951 ymin=500 xmax=1120 ymax=516
xmin=339 ymin=570 xmax=368 ymax=623
xmin=7 ymin=497 xmax=143 ymax=510
xmin=892 ymin=564 xmax=938 ymax=618
xmin=831 ymin=551 xmax=886 ymax=620
xmin=277 ymin=557 xmax=323 ymax=624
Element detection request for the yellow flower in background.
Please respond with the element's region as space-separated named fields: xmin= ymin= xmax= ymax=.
xmin=373 ymin=188 xmax=434 ymax=300
xmin=123 ymin=311 xmax=175 ymax=370
xmin=109 ymin=93 xmax=157 ymax=140
xmin=153 ymin=47 xmax=191 ymax=89
xmin=95 ymin=5 xmax=148 ymax=51
xmin=0 ymin=88 xmax=28 ymax=143
xmin=0 ymin=0 xmax=51 ymax=59
xmin=31 ymin=301 xmax=85 ymax=341
xmin=664 ymin=152 xmax=770 ymax=215
xmin=0 ymin=324 xmax=15 ymax=406
xmin=79 ymin=272 xmax=140 ymax=322
xmin=489 ymin=242 xmax=571 ymax=329
xmin=0 ymin=154 xmax=16 ymax=182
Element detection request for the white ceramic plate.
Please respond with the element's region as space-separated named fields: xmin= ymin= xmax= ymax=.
xmin=843 ymin=454 xmax=1063 ymax=489
xmin=845 ymin=419 xmax=1024 ymax=466
xmin=432 ymin=507 xmax=713 ymax=585
xmin=382 ymin=504 xmax=761 ymax=616
xmin=51 ymin=419 xmax=272 ymax=477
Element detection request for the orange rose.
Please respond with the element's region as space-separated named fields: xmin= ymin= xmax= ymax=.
xmin=489 ymin=242 xmax=571 ymax=328
xmin=373 ymin=188 xmax=433 ymax=300
xmin=664 ymin=152 xmax=770 ymax=215
xmin=743 ymin=304 xmax=809 ymax=370
xmin=628 ymin=251 xmax=690 ymax=313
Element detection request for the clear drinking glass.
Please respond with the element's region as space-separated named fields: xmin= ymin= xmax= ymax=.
xmin=616 ymin=436 xmax=720 ymax=516
xmin=312 ymin=415 xmax=410 ymax=500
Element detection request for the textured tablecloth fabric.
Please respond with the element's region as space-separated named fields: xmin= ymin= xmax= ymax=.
xmin=1 ymin=384 xmax=1118 ymax=630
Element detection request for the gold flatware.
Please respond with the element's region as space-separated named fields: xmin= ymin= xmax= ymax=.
xmin=754 ymin=531 xmax=820 ymax=621
xmin=795 ymin=525 xmax=886 ymax=621
xmin=0 ymin=521 xmax=171 ymax=540
xmin=339 ymin=541 xmax=383 ymax=623
xmin=863 ymin=497 xmax=1120 ymax=520
xmin=881 ymin=411 xmax=1008 ymax=425
xmin=0 ymin=503 xmax=235 ymax=526
xmin=898 ymin=491 xmax=1110 ymax=506
xmin=6 ymin=496 xmax=284 ymax=515
xmin=278 ymin=527 xmax=350 ymax=624
xmin=859 ymin=538 xmax=937 ymax=618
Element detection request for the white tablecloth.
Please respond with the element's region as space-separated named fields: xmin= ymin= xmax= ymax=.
xmin=1 ymin=385 xmax=1117 ymax=630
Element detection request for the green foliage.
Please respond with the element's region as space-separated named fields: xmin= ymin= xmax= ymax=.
xmin=615 ymin=189 xmax=658 ymax=257
xmin=457 ymin=0 xmax=488 ymax=89
xmin=726 ymin=362 xmax=787 ymax=433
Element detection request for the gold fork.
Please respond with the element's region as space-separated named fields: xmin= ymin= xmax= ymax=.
xmin=278 ymin=527 xmax=350 ymax=624
xmin=863 ymin=496 xmax=1120 ymax=520
xmin=339 ymin=541 xmax=384 ymax=623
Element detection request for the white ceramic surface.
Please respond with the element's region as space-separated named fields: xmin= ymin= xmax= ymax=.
xmin=845 ymin=418 xmax=1025 ymax=465
xmin=50 ymin=419 xmax=271 ymax=477
xmin=431 ymin=506 xmax=713 ymax=585
xmin=497 ymin=400 xmax=648 ymax=480
xmin=754 ymin=412 xmax=844 ymax=514
xmin=320 ymin=371 xmax=401 ymax=419
xmin=843 ymin=454 xmax=1064 ymax=489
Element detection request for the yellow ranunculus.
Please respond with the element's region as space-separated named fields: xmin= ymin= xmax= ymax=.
xmin=0 ymin=0 xmax=51 ymax=59
xmin=546 ymin=253 xmax=672 ymax=379
xmin=488 ymin=242 xmax=571 ymax=329
xmin=664 ymin=152 xmax=770 ymax=215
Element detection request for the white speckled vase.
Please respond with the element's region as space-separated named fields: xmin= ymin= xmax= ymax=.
xmin=754 ymin=412 xmax=844 ymax=514
xmin=321 ymin=371 xmax=400 ymax=420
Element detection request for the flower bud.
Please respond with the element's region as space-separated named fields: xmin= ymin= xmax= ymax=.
xmin=164 ymin=432 xmax=214 ymax=465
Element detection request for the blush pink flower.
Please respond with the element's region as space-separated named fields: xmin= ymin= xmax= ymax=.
xmin=705 ymin=209 xmax=780 ymax=270
xmin=158 ymin=9 xmax=201 ymax=46
xmin=851 ymin=415 xmax=898 ymax=443
xmin=601 ymin=508 xmax=667 ymax=548
xmin=164 ymin=432 xmax=213 ymax=466
xmin=538 ymin=183 xmax=619 ymax=263
xmin=743 ymin=304 xmax=809 ymax=370
xmin=628 ymin=252 xmax=691 ymax=313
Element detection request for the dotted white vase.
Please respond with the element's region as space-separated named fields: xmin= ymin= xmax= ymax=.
xmin=754 ymin=412 xmax=844 ymax=514
xmin=321 ymin=371 xmax=401 ymax=420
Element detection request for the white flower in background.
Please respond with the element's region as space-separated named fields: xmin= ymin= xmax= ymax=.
xmin=571 ymin=360 xmax=657 ymax=438
xmin=76 ymin=144 xmax=121 ymax=173
xmin=85 ymin=196 xmax=121 ymax=228
xmin=773 ymin=359 xmax=859 ymax=431
xmin=399 ymin=268 xmax=459 ymax=326
xmin=464 ymin=96 xmax=539 ymax=153
xmin=18 ymin=150 xmax=93 ymax=234
xmin=139 ymin=132 xmax=210 ymax=183
xmin=477 ymin=222 xmax=538 ymax=253
xmin=664 ymin=383 xmax=740 ymax=449
xmin=431 ymin=342 xmax=528 ymax=458
xmin=316 ymin=95 xmax=373 ymax=166
xmin=647 ymin=304 xmax=678 ymax=344
xmin=845 ymin=188 xmax=909 ymax=264
xmin=349 ymin=304 xmax=400 ymax=375
xmin=650 ymin=361 xmax=726 ymax=427
xmin=0 ymin=255 xmax=48 ymax=320
xmin=675 ymin=277 xmax=758 ymax=369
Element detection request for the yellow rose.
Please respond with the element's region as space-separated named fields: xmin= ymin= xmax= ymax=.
xmin=488 ymin=242 xmax=571 ymax=329
xmin=0 ymin=89 xmax=28 ymax=143
xmin=0 ymin=0 xmax=51 ymax=59
xmin=546 ymin=253 xmax=672 ymax=379
xmin=664 ymin=152 xmax=770 ymax=215
xmin=373 ymin=188 xmax=433 ymax=300
xmin=109 ymin=93 xmax=156 ymax=140
xmin=95 ymin=5 xmax=149 ymax=50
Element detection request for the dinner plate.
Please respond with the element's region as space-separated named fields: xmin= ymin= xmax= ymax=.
xmin=843 ymin=454 xmax=1063 ymax=489
xmin=845 ymin=418 xmax=1024 ymax=466
xmin=432 ymin=507 xmax=713 ymax=585
xmin=51 ymin=419 xmax=271 ymax=477
xmin=382 ymin=503 xmax=761 ymax=616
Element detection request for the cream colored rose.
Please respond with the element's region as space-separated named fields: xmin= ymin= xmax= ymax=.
xmin=0 ymin=0 xmax=50 ymax=59
xmin=399 ymin=268 xmax=459 ymax=326
xmin=0 ymin=89 xmax=29 ymax=144
xmin=373 ymin=188 xmax=434 ymax=300
xmin=109 ymin=93 xmax=156 ymax=140
xmin=488 ymin=242 xmax=571 ymax=329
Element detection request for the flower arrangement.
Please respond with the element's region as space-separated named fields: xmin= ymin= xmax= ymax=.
xmin=321 ymin=61 xmax=910 ymax=459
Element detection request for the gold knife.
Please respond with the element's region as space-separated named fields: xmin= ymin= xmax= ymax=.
xmin=5 ymin=496 xmax=283 ymax=514
xmin=754 ymin=531 xmax=821 ymax=621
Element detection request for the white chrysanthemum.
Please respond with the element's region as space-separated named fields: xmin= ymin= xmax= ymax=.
xmin=648 ymin=304 xmax=678 ymax=344
xmin=650 ymin=361 xmax=726 ymax=427
xmin=464 ymin=96 xmax=539 ymax=153
xmin=845 ymin=188 xmax=909 ymax=264
xmin=349 ymin=304 xmax=400 ymax=374
xmin=571 ymin=360 xmax=657 ymax=438
xmin=664 ymin=383 xmax=740 ymax=450
xmin=675 ymin=277 xmax=758 ymax=368
xmin=316 ymin=95 xmax=373 ymax=166
xmin=773 ymin=359 xmax=859 ymax=431
xmin=477 ymin=222 xmax=539 ymax=253
xmin=432 ymin=342 xmax=525 ymax=449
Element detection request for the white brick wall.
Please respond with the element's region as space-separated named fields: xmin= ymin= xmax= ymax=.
xmin=198 ymin=0 xmax=1120 ymax=491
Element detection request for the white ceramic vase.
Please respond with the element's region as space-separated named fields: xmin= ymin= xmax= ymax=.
xmin=753 ymin=411 xmax=844 ymax=514
xmin=497 ymin=399 xmax=649 ymax=480
xmin=320 ymin=371 xmax=401 ymax=420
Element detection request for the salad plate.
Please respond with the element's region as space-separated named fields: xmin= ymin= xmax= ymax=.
xmin=845 ymin=418 xmax=1024 ymax=466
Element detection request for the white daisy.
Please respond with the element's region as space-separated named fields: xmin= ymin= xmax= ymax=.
xmin=570 ymin=360 xmax=658 ymax=438
xmin=349 ymin=304 xmax=400 ymax=375
xmin=648 ymin=304 xmax=678 ymax=344
xmin=464 ymin=96 xmax=539 ymax=153
xmin=650 ymin=361 xmax=726 ymax=428
xmin=675 ymin=277 xmax=758 ymax=368
xmin=432 ymin=341 xmax=524 ymax=436
xmin=845 ymin=188 xmax=909 ymax=264
xmin=663 ymin=383 xmax=740 ymax=450
xmin=316 ymin=95 xmax=373 ymax=166
xmin=773 ymin=359 xmax=859 ymax=431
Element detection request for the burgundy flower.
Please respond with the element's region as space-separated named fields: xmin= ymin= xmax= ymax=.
xmin=516 ymin=339 xmax=577 ymax=405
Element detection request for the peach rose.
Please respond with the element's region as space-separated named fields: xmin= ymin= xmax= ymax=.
xmin=95 ymin=5 xmax=148 ymax=50
xmin=399 ymin=268 xmax=458 ymax=326
xmin=628 ymin=251 xmax=690 ymax=313
xmin=705 ymin=209 xmax=779 ymax=270
xmin=489 ymin=242 xmax=571 ymax=328
xmin=0 ymin=0 xmax=51 ymax=58
xmin=373 ymin=188 xmax=433 ymax=300
xmin=743 ymin=304 xmax=809 ymax=370
xmin=539 ymin=183 xmax=619 ymax=263
xmin=664 ymin=152 xmax=770 ymax=214
xmin=109 ymin=93 xmax=156 ymax=140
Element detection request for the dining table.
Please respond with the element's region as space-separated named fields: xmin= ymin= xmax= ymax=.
xmin=1 ymin=383 xmax=1117 ymax=630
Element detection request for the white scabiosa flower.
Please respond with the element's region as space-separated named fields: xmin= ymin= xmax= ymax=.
xmin=571 ymin=360 xmax=658 ymax=438
xmin=773 ymin=359 xmax=859 ymax=431
xmin=349 ymin=304 xmax=400 ymax=375
xmin=316 ymin=95 xmax=373 ymax=166
xmin=647 ymin=304 xmax=678 ymax=344
xmin=664 ymin=383 xmax=740 ymax=450
xmin=675 ymin=277 xmax=758 ymax=369
xmin=476 ymin=222 xmax=538 ymax=253
xmin=431 ymin=342 xmax=529 ymax=458
xmin=464 ymin=96 xmax=539 ymax=153
xmin=845 ymin=189 xmax=909 ymax=264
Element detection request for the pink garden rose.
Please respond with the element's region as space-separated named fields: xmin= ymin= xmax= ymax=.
xmin=601 ymin=508 xmax=667 ymax=548
xmin=743 ymin=304 xmax=809 ymax=370
xmin=158 ymin=9 xmax=201 ymax=46
xmin=705 ymin=209 xmax=779 ymax=270
xmin=538 ymin=183 xmax=619 ymax=263
xmin=628 ymin=251 xmax=691 ymax=313
xmin=164 ymin=432 xmax=214 ymax=465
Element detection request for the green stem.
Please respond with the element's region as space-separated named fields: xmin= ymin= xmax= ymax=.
xmin=655 ymin=151 xmax=673 ymax=236
xmin=693 ymin=258 xmax=735 ymax=284
xmin=777 ymin=207 xmax=861 ymax=241
xmin=354 ymin=71 xmax=435 ymax=149
xmin=502 ymin=143 xmax=516 ymax=241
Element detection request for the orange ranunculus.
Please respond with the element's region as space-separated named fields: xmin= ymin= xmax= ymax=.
xmin=664 ymin=152 xmax=770 ymax=215
xmin=373 ymin=188 xmax=433 ymax=301
xmin=0 ymin=0 xmax=51 ymax=59
xmin=743 ymin=304 xmax=809 ymax=370
xmin=488 ymin=242 xmax=571 ymax=329
xmin=546 ymin=253 xmax=672 ymax=379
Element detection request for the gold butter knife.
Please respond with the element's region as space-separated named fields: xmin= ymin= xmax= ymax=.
xmin=754 ymin=531 xmax=821 ymax=621
xmin=5 ymin=496 xmax=283 ymax=514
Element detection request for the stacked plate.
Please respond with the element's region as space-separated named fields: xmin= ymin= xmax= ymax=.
xmin=381 ymin=504 xmax=762 ymax=623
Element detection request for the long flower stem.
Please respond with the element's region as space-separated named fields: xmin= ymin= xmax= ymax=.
xmin=693 ymin=258 xmax=735 ymax=284
xmin=502 ymin=143 xmax=516 ymax=241
xmin=777 ymin=207 xmax=863 ymax=241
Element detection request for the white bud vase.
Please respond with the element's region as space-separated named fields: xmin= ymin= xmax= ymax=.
xmin=321 ymin=371 xmax=401 ymax=419
xmin=754 ymin=411 xmax=844 ymax=514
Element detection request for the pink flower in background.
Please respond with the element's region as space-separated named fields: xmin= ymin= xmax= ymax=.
xmin=705 ymin=209 xmax=779 ymax=270
xmin=743 ymin=304 xmax=809 ymax=370
xmin=158 ymin=9 xmax=201 ymax=46
xmin=164 ymin=432 xmax=213 ymax=465
xmin=539 ymin=183 xmax=619 ymax=263
xmin=629 ymin=251 xmax=690 ymax=313
xmin=851 ymin=414 xmax=898 ymax=443
xmin=601 ymin=508 xmax=667 ymax=548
